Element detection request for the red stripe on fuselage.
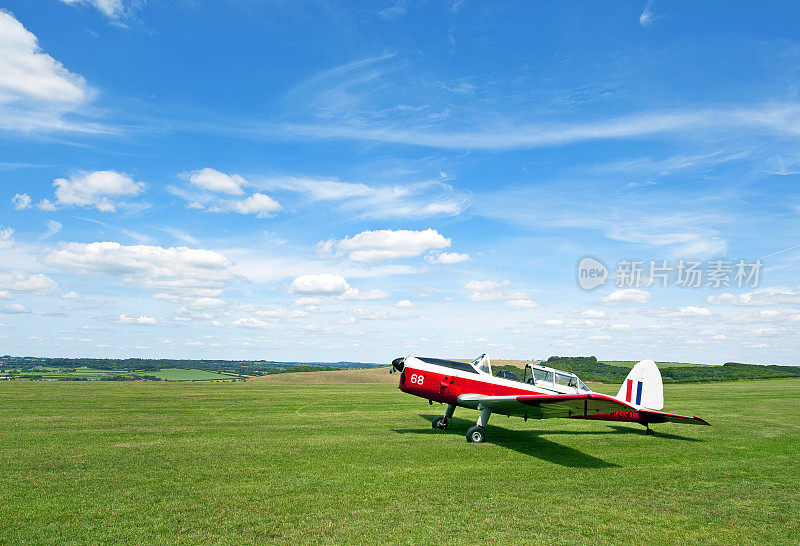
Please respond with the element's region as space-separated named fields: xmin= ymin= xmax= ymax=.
xmin=625 ymin=378 xmax=633 ymax=403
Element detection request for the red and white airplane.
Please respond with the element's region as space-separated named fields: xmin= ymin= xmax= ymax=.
xmin=391 ymin=354 xmax=709 ymax=443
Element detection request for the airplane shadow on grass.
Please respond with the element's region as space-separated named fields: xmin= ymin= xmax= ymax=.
xmin=392 ymin=415 xmax=703 ymax=469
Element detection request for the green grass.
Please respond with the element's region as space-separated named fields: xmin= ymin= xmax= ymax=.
xmin=1 ymin=378 xmax=798 ymax=543
xmin=602 ymin=360 xmax=707 ymax=368
xmin=147 ymin=368 xmax=234 ymax=381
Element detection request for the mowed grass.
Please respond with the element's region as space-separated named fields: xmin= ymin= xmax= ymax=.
xmin=1 ymin=376 xmax=798 ymax=543
xmin=148 ymin=368 xmax=234 ymax=381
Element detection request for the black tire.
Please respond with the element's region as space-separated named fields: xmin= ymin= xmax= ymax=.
xmin=466 ymin=425 xmax=486 ymax=443
xmin=432 ymin=416 xmax=448 ymax=429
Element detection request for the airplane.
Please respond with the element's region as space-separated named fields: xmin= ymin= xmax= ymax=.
xmin=390 ymin=354 xmax=710 ymax=443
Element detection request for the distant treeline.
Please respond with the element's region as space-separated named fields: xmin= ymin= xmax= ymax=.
xmin=493 ymin=356 xmax=800 ymax=384
xmin=0 ymin=356 xmax=379 ymax=376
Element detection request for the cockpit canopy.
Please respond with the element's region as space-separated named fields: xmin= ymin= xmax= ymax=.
xmin=470 ymin=353 xmax=492 ymax=375
xmin=524 ymin=363 xmax=591 ymax=392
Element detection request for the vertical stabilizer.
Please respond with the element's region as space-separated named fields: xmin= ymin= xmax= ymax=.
xmin=615 ymin=359 xmax=664 ymax=410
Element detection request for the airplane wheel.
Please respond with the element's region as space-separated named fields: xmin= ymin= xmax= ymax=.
xmin=432 ymin=416 xmax=449 ymax=429
xmin=466 ymin=425 xmax=485 ymax=443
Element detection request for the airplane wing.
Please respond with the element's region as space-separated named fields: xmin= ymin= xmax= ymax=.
xmin=638 ymin=409 xmax=711 ymax=426
xmin=457 ymin=392 xmax=634 ymax=419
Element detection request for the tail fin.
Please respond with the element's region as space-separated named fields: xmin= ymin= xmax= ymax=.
xmin=615 ymin=360 xmax=664 ymax=410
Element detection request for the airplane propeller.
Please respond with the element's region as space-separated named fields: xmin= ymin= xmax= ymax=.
xmin=390 ymin=357 xmax=405 ymax=374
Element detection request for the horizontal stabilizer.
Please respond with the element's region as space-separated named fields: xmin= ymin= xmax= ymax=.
xmin=639 ymin=409 xmax=711 ymax=426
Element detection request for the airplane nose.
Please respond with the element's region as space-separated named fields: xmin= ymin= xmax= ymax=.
xmin=391 ymin=357 xmax=405 ymax=373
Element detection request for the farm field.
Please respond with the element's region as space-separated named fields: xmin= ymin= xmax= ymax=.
xmin=148 ymin=368 xmax=234 ymax=381
xmin=1 ymin=372 xmax=798 ymax=543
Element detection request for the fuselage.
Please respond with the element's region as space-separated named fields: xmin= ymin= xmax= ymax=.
xmin=397 ymin=356 xmax=642 ymax=424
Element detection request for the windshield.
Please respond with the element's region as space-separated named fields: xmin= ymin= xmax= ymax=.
xmin=577 ymin=379 xmax=591 ymax=392
xmin=533 ymin=368 xmax=553 ymax=384
xmin=471 ymin=354 xmax=492 ymax=375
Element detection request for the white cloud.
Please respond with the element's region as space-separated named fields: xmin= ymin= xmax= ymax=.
xmin=338 ymin=288 xmax=391 ymax=300
xmin=2 ymin=303 xmax=30 ymax=314
xmin=0 ymin=270 xmax=58 ymax=293
xmin=708 ymin=288 xmax=800 ymax=306
xmin=0 ymin=227 xmax=13 ymax=249
xmin=581 ymin=309 xmax=606 ymax=319
xmin=44 ymin=220 xmax=61 ymax=239
xmin=12 ymin=193 xmax=31 ymax=210
xmin=257 ymin=175 xmax=469 ymax=219
xmin=185 ymin=168 xmax=247 ymax=195
xmin=48 ymin=171 xmax=145 ymax=212
xmin=119 ymin=314 xmax=157 ymax=325
xmin=42 ymin=242 xmax=233 ymax=293
xmin=545 ymin=319 xmax=564 ymax=326
xmin=394 ymin=299 xmax=414 ymax=308
xmin=427 ymin=251 xmax=470 ymax=264
xmin=0 ymin=290 xmax=12 ymax=299
xmin=59 ymin=0 xmax=125 ymax=19
xmin=505 ymin=299 xmax=537 ymax=309
xmin=188 ymin=297 xmax=227 ymax=309
xmin=294 ymin=297 xmax=321 ymax=306
xmin=677 ymin=306 xmax=712 ymax=317
xmin=610 ymin=323 xmax=631 ymax=330
xmin=0 ymin=11 xmax=89 ymax=104
xmin=61 ymin=291 xmax=79 ymax=299
xmin=639 ymin=0 xmax=655 ymax=26
xmin=602 ymin=288 xmax=651 ymax=304
xmin=289 ymin=274 xmax=350 ymax=295
xmin=228 ymin=193 xmax=281 ymax=217
xmin=332 ymin=228 xmax=451 ymax=262
xmin=464 ymin=280 xmax=527 ymax=302
xmin=232 ymin=317 xmax=280 ymax=329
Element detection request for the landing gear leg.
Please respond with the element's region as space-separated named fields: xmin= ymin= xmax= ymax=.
xmin=645 ymin=424 xmax=654 ymax=435
xmin=432 ymin=404 xmax=456 ymax=429
xmin=466 ymin=405 xmax=491 ymax=443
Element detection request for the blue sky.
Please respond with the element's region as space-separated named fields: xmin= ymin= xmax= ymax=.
xmin=2 ymin=1 xmax=800 ymax=364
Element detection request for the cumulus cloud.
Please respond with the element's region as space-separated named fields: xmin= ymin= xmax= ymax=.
xmin=708 ymin=288 xmax=800 ymax=306
xmin=12 ymin=193 xmax=31 ymax=210
xmin=173 ymin=169 xmax=281 ymax=218
xmin=119 ymin=314 xmax=156 ymax=325
xmin=505 ymin=299 xmax=537 ymax=309
xmin=44 ymin=171 xmax=145 ymax=212
xmin=464 ymin=280 xmax=527 ymax=302
xmin=2 ymin=303 xmax=30 ymax=314
xmin=338 ymin=288 xmax=391 ymax=300
xmin=426 ymin=251 xmax=470 ymax=264
xmin=185 ymin=167 xmax=247 ymax=195
xmin=42 ymin=242 xmax=233 ymax=293
xmin=0 ymin=11 xmax=89 ymax=104
xmin=394 ymin=299 xmax=414 ymax=308
xmin=326 ymin=228 xmax=451 ymax=262
xmin=228 ymin=193 xmax=281 ymax=217
xmin=0 ymin=270 xmax=58 ymax=293
xmin=294 ymin=297 xmax=321 ymax=306
xmin=601 ymin=288 xmax=651 ymax=304
xmin=581 ymin=309 xmax=606 ymax=319
xmin=0 ymin=227 xmax=13 ymax=249
xmin=289 ymin=274 xmax=350 ymax=295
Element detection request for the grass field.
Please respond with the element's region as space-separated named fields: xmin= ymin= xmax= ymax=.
xmin=148 ymin=368 xmax=234 ymax=381
xmin=1 ymin=372 xmax=798 ymax=543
